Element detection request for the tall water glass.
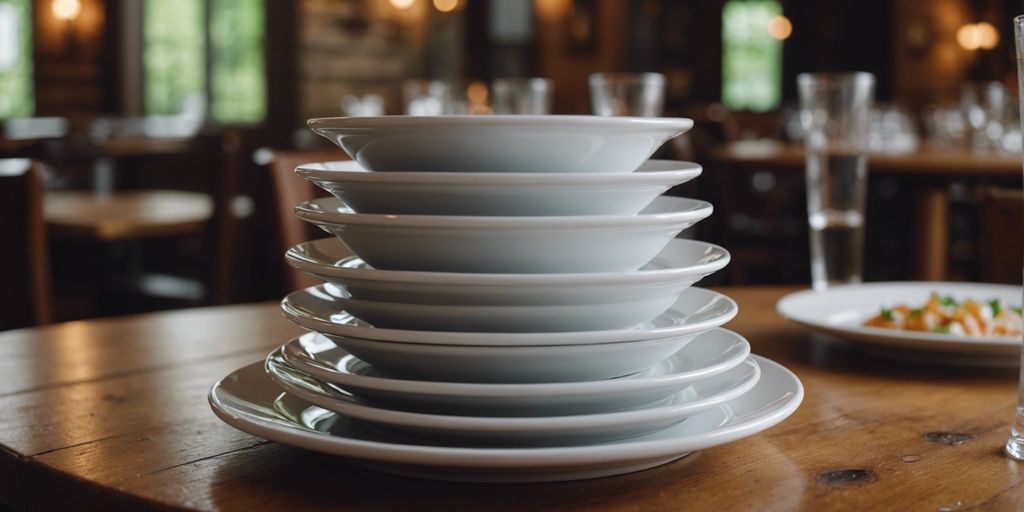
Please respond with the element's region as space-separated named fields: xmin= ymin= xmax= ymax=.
xmin=1003 ymin=14 xmax=1024 ymax=460
xmin=588 ymin=72 xmax=665 ymax=116
xmin=797 ymin=72 xmax=875 ymax=291
xmin=492 ymin=78 xmax=553 ymax=115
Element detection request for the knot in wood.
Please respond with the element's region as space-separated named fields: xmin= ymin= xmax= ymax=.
xmin=815 ymin=468 xmax=878 ymax=486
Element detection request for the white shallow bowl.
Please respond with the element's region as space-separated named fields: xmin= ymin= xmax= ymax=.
xmin=777 ymin=282 xmax=1022 ymax=365
xmin=266 ymin=351 xmax=761 ymax=447
xmin=279 ymin=329 xmax=752 ymax=416
xmin=287 ymin=237 xmax=729 ymax=332
xmin=295 ymin=159 xmax=702 ymax=216
xmin=306 ymin=115 xmax=694 ymax=173
xmin=281 ymin=285 xmax=738 ymax=347
xmin=209 ymin=355 xmax=802 ymax=483
xmin=295 ymin=196 xmax=713 ymax=273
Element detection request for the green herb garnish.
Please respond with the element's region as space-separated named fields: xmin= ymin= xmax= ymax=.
xmin=909 ymin=308 xmax=924 ymax=318
xmin=880 ymin=308 xmax=894 ymax=321
xmin=989 ymin=299 xmax=1002 ymax=317
xmin=1014 ymin=307 xmax=1023 ymax=316
xmin=939 ymin=295 xmax=957 ymax=308
xmin=932 ymin=324 xmax=951 ymax=333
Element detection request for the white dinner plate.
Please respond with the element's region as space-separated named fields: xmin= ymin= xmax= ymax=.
xmin=777 ymin=282 xmax=1022 ymax=364
xmin=281 ymin=285 xmax=737 ymax=347
xmin=286 ymin=237 xmax=729 ymax=332
xmin=295 ymin=196 xmax=712 ymax=273
xmin=295 ymin=159 xmax=702 ymax=216
xmin=266 ymin=352 xmax=760 ymax=447
xmin=306 ymin=115 xmax=694 ymax=173
xmin=279 ymin=329 xmax=752 ymax=416
xmin=209 ymin=355 xmax=801 ymax=482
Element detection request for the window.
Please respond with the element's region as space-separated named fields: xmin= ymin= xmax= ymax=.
xmin=143 ymin=0 xmax=265 ymax=124
xmin=721 ymin=0 xmax=783 ymax=112
xmin=0 ymin=0 xmax=33 ymax=119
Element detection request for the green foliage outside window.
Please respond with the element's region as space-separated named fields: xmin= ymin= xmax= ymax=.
xmin=722 ymin=0 xmax=783 ymax=112
xmin=0 ymin=0 xmax=34 ymax=119
xmin=143 ymin=0 xmax=265 ymax=124
xmin=210 ymin=0 xmax=266 ymax=124
xmin=144 ymin=0 xmax=206 ymax=116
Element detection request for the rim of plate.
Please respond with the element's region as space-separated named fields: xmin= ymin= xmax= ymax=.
xmin=279 ymin=328 xmax=752 ymax=397
xmin=265 ymin=353 xmax=761 ymax=430
xmin=280 ymin=285 xmax=739 ymax=346
xmin=207 ymin=355 xmax=802 ymax=466
xmin=776 ymin=281 xmax=1022 ymax=347
xmin=287 ymin=237 xmax=730 ymax=287
xmin=294 ymin=159 xmax=702 ymax=184
xmin=307 ymin=115 xmax=694 ymax=132
xmin=294 ymin=196 xmax=712 ymax=229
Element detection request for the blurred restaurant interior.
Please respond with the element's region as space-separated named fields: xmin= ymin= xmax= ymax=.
xmin=2 ymin=0 xmax=1024 ymax=330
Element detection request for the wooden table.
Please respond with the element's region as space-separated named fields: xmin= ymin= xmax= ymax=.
xmin=1 ymin=286 xmax=1021 ymax=510
xmin=45 ymin=190 xmax=213 ymax=240
xmin=710 ymin=141 xmax=1023 ymax=280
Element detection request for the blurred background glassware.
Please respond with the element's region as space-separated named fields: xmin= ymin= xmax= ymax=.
xmin=797 ymin=72 xmax=875 ymax=292
xmin=921 ymin=102 xmax=968 ymax=149
xmin=589 ymin=72 xmax=665 ymax=117
xmin=402 ymin=79 xmax=467 ymax=116
xmin=491 ymin=78 xmax=553 ymax=115
xmin=868 ymin=104 xmax=919 ymax=155
xmin=961 ymin=81 xmax=1010 ymax=153
xmin=1004 ymin=13 xmax=1024 ymax=461
xmin=341 ymin=94 xmax=385 ymax=117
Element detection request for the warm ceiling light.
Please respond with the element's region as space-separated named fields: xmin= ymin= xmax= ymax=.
xmin=390 ymin=0 xmax=415 ymax=10
xmin=767 ymin=15 xmax=792 ymax=40
xmin=51 ymin=0 xmax=81 ymax=21
xmin=975 ymin=21 xmax=999 ymax=50
xmin=957 ymin=23 xmax=981 ymax=51
xmin=433 ymin=0 xmax=458 ymax=13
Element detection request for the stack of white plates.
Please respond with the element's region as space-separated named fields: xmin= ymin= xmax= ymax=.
xmin=209 ymin=115 xmax=803 ymax=483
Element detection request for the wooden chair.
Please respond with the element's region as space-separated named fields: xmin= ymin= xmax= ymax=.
xmin=43 ymin=132 xmax=244 ymax=307
xmin=978 ymin=186 xmax=1023 ymax=284
xmin=267 ymin=149 xmax=351 ymax=291
xmin=0 ymin=160 xmax=53 ymax=330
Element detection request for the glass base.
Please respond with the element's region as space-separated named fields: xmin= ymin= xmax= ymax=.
xmin=1006 ymin=428 xmax=1024 ymax=460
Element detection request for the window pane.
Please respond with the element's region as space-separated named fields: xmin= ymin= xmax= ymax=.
xmin=722 ymin=0 xmax=783 ymax=112
xmin=144 ymin=0 xmax=206 ymax=116
xmin=210 ymin=0 xmax=266 ymax=124
xmin=0 ymin=0 xmax=33 ymax=118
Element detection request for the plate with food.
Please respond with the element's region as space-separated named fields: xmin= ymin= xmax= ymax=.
xmin=777 ymin=282 xmax=1022 ymax=364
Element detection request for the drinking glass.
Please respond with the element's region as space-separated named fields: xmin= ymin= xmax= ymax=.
xmin=402 ymin=79 xmax=467 ymax=116
xmin=491 ymin=78 xmax=553 ymax=115
xmin=961 ymin=81 xmax=1009 ymax=153
xmin=1003 ymin=14 xmax=1024 ymax=460
xmin=588 ymin=72 xmax=665 ymax=116
xmin=797 ymin=72 xmax=875 ymax=292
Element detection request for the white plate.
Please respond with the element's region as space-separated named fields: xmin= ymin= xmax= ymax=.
xmin=286 ymin=238 xmax=729 ymax=332
xmin=266 ymin=352 xmax=760 ymax=447
xmin=777 ymin=282 xmax=1022 ymax=362
xmin=295 ymin=196 xmax=713 ymax=273
xmin=281 ymin=285 xmax=738 ymax=346
xmin=306 ymin=115 xmax=694 ymax=173
xmin=294 ymin=159 xmax=702 ymax=216
xmin=279 ymin=329 xmax=751 ymax=416
xmin=209 ymin=355 xmax=802 ymax=482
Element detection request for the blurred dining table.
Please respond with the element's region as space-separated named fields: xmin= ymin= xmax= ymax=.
xmin=1 ymin=285 xmax=1021 ymax=510
xmin=710 ymin=140 xmax=1023 ymax=280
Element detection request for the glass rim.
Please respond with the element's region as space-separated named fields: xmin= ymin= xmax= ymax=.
xmin=1014 ymin=13 xmax=1024 ymax=23
xmin=796 ymin=71 xmax=875 ymax=88
xmin=588 ymin=72 xmax=666 ymax=85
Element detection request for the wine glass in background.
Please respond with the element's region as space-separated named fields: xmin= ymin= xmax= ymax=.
xmin=961 ymin=81 xmax=1010 ymax=153
xmin=588 ymin=72 xmax=665 ymax=117
xmin=491 ymin=78 xmax=553 ymax=115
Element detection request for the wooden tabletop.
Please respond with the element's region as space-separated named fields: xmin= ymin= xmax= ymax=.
xmin=45 ymin=190 xmax=213 ymax=240
xmin=1 ymin=286 xmax=1022 ymax=510
xmin=711 ymin=140 xmax=1023 ymax=177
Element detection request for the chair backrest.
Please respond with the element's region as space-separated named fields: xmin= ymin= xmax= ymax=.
xmin=268 ymin=149 xmax=351 ymax=291
xmin=978 ymin=186 xmax=1023 ymax=285
xmin=0 ymin=159 xmax=53 ymax=330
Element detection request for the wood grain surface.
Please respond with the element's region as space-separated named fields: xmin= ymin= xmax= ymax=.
xmin=1 ymin=286 xmax=1022 ymax=511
